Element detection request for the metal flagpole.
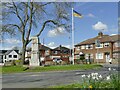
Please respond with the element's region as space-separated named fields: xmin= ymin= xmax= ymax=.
xmin=72 ymin=8 xmax=74 ymax=65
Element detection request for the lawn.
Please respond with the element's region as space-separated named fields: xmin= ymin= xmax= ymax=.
xmin=1 ymin=64 xmax=103 ymax=74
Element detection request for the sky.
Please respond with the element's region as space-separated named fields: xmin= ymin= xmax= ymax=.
xmin=0 ymin=2 xmax=118 ymax=50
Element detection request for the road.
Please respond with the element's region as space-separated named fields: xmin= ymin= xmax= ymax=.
xmin=1 ymin=64 xmax=119 ymax=88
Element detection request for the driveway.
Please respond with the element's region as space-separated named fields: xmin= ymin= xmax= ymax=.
xmin=2 ymin=64 xmax=119 ymax=88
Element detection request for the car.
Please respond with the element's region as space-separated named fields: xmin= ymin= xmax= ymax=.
xmin=53 ymin=58 xmax=62 ymax=63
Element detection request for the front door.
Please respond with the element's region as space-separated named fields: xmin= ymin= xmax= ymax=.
xmin=105 ymin=53 xmax=110 ymax=62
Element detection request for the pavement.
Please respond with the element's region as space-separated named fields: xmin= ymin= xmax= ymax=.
xmin=1 ymin=64 xmax=119 ymax=88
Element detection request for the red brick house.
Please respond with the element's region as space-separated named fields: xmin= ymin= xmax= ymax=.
xmin=25 ymin=44 xmax=71 ymax=65
xmin=75 ymin=32 xmax=120 ymax=63
xmin=44 ymin=45 xmax=71 ymax=65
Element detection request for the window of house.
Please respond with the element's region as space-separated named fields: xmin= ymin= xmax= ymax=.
xmin=4 ymin=55 xmax=6 ymax=59
xmin=86 ymin=45 xmax=93 ymax=49
xmin=115 ymin=41 xmax=120 ymax=47
xmin=85 ymin=54 xmax=89 ymax=59
xmin=13 ymin=55 xmax=17 ymax=58
xmin=90 ymin=54 xmax=93 ymax=59
xmin=86 ymin=45 xmax=89 ymax=49
xmin=96 ymin=53 xmax=103 ymax=59
xmin=90 ymin=45 xmax=93 ymax=49
xmin=54 ymin=51 xmax=58 ymax=54
xmin=104 ymin=43 xmax=109 ymax=47
xmin=76 ymin=46 xmax=80 ymax=51
xmin=9 ymin=55 xmax=12 ymax=58
xmin=45 ymin=50 xmax=49 ymax=55
xmin=81 ymin=45 xmax=85 ymax=49
xmin=63 ymin=50 xmax=67 ymax=54
xmin=85 ymin=54 xmax=93 ymax=59
xmin=96 ymin=43 xmax=103 ymax=48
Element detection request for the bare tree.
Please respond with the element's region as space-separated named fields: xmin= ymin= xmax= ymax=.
xmin=1 ymin=2 xmax=73 ymax=65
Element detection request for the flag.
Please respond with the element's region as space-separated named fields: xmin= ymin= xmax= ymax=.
xmin=73 ymin=10 xmax=83 ymax=18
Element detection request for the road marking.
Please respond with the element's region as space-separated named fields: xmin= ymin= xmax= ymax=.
xmin=75 ymin=72 xmax=80 ymax=75
xmin=29 ymin=75 xmax=40 ymax=77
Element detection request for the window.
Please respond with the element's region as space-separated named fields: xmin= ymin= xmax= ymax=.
xmin=54 ymin=51 xmax=58 ymax=54
xmin=76 ymin=46 xmax=80 ymax=51
xmin=81 ymin=45 xmax=85 ymax=49
xmin=13 ymin=55 xmax=17 ymax=58
xmin=115 ymin=41 xmax=120 ymax=47
xmin=86 ymin=45 xmax=93 ymax=49
xmin=85 ymin=54 xmax=89 ymax=59
xmin=96 ymin=53 xmax=103 ymax=59
xmin=90 ymin=54 xmax=93 ymax=59
xmin=96 ymin=43 xmax=103 ymax=48
xmin=45 ymin=50 xmax=49 ymax=55
xmin=63 ymin=50 xmax=68 ymax=54
xmin=4 ymin=55 xmax=6 ymax=59
xmin=85 ymin=54 xmax=93 ymax=59
xmin=104 ymin=43 xmax=109 ymax=47
xmin=9 ymin=55 xmax=12 ymax=58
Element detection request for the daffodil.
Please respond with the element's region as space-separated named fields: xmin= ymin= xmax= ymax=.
xmin=81 ymin=74 xmax=86 ymax=78
xmin=89 ymin=85 xmax=92 ymax=88
xmin=106 ymin=75 xmax=110 ymax=80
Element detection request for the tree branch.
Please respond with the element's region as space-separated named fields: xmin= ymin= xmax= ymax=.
xmin=12 ymin=2 xmax=24 ymax=27
xmin=26 ymin=2 xmax=33 ymax=43
xmin=36 ymin=20 xmax=58 ymax=37
xmin=23 ymin=2 xmax=29 ymax=26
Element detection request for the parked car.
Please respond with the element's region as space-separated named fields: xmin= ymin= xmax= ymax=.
xmin=53 ymin=58 xmax=62 ymax=64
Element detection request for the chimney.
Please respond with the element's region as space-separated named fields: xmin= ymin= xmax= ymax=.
xmin=98 ymin=32 xmax=103 ymax=38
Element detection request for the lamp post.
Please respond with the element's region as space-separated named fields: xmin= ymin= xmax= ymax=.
xmin=95 ymin=40 xmax=100 ymax=64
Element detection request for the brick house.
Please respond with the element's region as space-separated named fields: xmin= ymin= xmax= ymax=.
xmin=74 ymin=32 xmax=120 ymax=63
xmin=25 ymin=44 xmax=71 ymax=65
xmin=44 ymin=45 xmax=71 ymax=65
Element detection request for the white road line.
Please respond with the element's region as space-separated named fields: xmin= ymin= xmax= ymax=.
xmin=29 ymin=75 xmax=40 ymax=77
xmin=75 ymin=72 xmax=80 ymax=75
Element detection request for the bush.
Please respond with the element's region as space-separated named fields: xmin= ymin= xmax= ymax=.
xmin=15 ymin=60 xmax=22 ymax=65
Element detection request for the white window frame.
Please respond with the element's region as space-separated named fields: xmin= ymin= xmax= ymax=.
xmin=104 ymin=43 xmax=109 ymax=47
xmin=115 ymin=41 xmax=120 ymax=47
xmin=95 ymin=43 xmax=103 ymax=48
xmin=76 ymin=46 xmax=80 ymax=51
xmin=86 ymin=44 xmax=93 ymax=49
xmin=81 ymin=45 xmax=85 ymax=49
xmin=96 ymin=53 xmax=103 ymax=59
xmin=45 ymin=50 xmax=49 ymax=55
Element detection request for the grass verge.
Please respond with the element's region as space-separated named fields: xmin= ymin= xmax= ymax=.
xmin=1 ymin=64 xmax=102 ymax=74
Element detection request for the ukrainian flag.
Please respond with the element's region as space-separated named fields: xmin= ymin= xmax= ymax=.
xmin=73 ymin=10 xmax=83 ymax=18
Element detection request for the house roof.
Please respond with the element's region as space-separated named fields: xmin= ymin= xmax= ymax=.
xmin=53 ymin=45 xmax=70 ymax=50
xmin=4 ymin=50 xmax=19 ymax=55
xmin=75 ymin=32 xmax=120 ymax=46
xmin=0 ymin=50 xmax=7 ymax=55
xmin=0 ymin=50 xmax=19 ymax=55
xmin=39 ymin=44 xmax=51 ymax=50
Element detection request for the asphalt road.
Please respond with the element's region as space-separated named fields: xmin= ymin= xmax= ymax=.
xmin=1 ymin=64 xmax=119 ymax=88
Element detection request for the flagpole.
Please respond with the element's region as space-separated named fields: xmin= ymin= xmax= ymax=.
xmin=72 ymin=8 xmax=74 ymax=65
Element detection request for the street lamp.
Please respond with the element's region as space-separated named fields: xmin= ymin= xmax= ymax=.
xmin=95 ymin=40 xmax=100 ymax=64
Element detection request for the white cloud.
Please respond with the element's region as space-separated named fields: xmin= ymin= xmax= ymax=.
xmin=48 ymin=42 xmax=55 ymax=47
xmin=92 ymin=21 xmax=108 ymax=31
xmin=47 ymin=42 xmax=71 ymax=49
xmin=48 ymin=26 xmax=66 ymax=37
xmin=47 ymin=42 xmax=56 ymax=49
xmin=1 ymin=38 xmax=21 ymax=44
xmin=63 ymin=45 xmax=71 ymax=49
xmin=87 ymin=13 xmax=95 ymax=18
xmin=110 ymin=34 xmax=117 ymax=36
xmin=0 ymin=45 xmax=17 ymax=50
